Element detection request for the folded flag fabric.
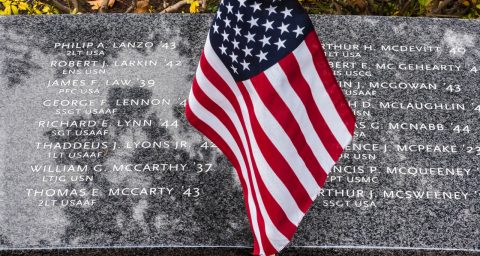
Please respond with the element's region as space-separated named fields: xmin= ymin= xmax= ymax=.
xmin=185 ymin=0 xmax=356 ymax=255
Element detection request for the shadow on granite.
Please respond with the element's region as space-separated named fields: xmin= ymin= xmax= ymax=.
xmin=1 ymin=248 xmax=478 ymax=256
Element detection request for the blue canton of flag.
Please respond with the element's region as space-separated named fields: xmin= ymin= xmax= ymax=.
xmin=211 ymin=0 xmax=313 ymax=81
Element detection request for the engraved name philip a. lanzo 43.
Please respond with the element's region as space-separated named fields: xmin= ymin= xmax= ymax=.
xmin=0 ymin=14 xmax=479 ymax=251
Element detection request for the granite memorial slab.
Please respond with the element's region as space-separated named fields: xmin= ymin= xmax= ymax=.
xmin=0 ymin=13 xmax=479 ymax=255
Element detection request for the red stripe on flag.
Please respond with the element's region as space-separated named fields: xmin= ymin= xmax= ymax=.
xmin=244 ymin=142 xmax=298 ymax=240
xmin=226 ymin=102 xmax=313 ymax=214
xmin=278 ymin=53 xmax=343 ymax=161
xmin=236 ymin=80 xmax=310 ymax=238
xmin=304 ymin=31 xmax=356 ymax=134
xmin=201 ymin=56 xmax=310 ymax=239
xmin=197 ymin=57 xmax=276 ymax=255
xmin=191 ymin=77 xmax=252 ymax=198
xmin=199 ymin=54 xmax=241 ymax=111
xmin=234 ymin=81 xmax=292 ymax=255
xmin=197 ymin=70 xmax=314 ymax=214
xmin=249 ymin=73 xmax=328 ymax=187
xmin=184 ymin=96 xmax=258 ymax=245
xmin=186 ymin=99 xmax=271 ymax=255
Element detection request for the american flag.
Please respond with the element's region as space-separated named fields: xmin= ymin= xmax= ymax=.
xmin=185 ymin=0 xmax=355 ymax=255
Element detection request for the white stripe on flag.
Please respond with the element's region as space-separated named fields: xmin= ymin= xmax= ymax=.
xmin=264 ymin=64 xmax=335 ymax=172
xmin=203 ymin=42 xmax=288 ymax=254
xmin=237 ymin=83 xmax=291 ymax=252
xmin=243 ymin=79 xmax=321 ymax=200
xmin=248 ymin=125 xmax=306 ymax=226
xmin=197 ymin=65 xmax=305 ymax=227
xmin=195 ymin=65 xmax=255 ymax=174
xmin=293 ymin=41 xmax=352 ymax=147
xmin=196 ymin=40 xmax=266 ymax=255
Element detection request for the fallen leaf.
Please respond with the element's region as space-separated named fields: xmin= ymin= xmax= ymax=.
xmin=189 ymin=0 xmax=199 ymax=13
xmin=134 ymin=0 xmax=149 ymax=13
xmin=11 ymin=4 xmax=18 ymax=14
xmin=87 ymin=0 xmax=115 ymax=11
xmin=18 ymin=2 xmax=28 ymax=10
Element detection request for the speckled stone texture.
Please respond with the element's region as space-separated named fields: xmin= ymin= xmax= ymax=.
xmin=0 ymin=247 xmax=479 ymax=256
xmin=0 ymin=14 xmax=479 ymax=255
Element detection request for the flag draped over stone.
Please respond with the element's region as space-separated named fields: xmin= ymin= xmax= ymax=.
xmin=185 ymin=0 xmax=355 ymax=255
